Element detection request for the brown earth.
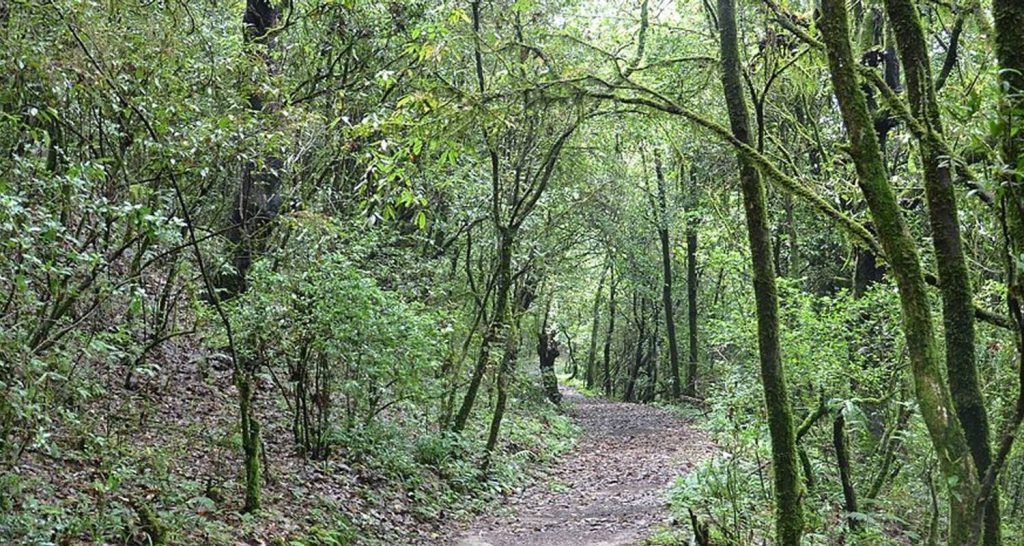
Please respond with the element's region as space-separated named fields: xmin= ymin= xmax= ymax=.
xmin=453 ymin=388 xmax=717 ymax=546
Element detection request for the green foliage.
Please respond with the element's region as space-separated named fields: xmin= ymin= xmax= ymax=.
xmin=673 ymin=281 xmax=928 ymax=544
xmin=0 ymin=154 xmax=182 ymax=462
xmin=4 ymin=0 xmax=1024 ymax=544
xmin=229 ymin=216 xmax=445 ymax=457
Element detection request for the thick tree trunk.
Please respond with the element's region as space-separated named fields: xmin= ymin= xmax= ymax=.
xmin=883 ymin=1 xmax=997 ymax=542
xmin=852 ymin=245 xmax=885 ymax=298
xmin=983 ymin=3 xmax=1024 ymax=542
xmin=818 ymin=2 xmax=978 ymax=543
xmin=717 ymin=1 xmax=803 ymax=543
xmin=233 ymin=0 xmax=282 ymax=513
xmin=850 ymin=8 xmax=892 ymax=298
xmin=223 ymin=0 xmax=283 ymax=296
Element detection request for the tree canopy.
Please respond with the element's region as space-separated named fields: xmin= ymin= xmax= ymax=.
xmin=2 ymin=0 xmax=1024 ymax=544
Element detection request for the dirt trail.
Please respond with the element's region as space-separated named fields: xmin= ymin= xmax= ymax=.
xmin=454 ymin=388 xmax=716 ymax=546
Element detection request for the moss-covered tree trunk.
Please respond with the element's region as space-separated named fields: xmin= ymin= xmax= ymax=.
xmin=237 ymin=372 xmax=261 ymax=512
xmin=818 ymin=1 xmax=979 ymax=542
xmin=833 ymin=409 xmax=859 ymax=532
xmin=985 ymin=4 xmax=1024 ymax=541
xmin=994 ymin=1 xmax=1024 ymax=223
xmin=883 ymin=0 xmax=998 ymax=542
xmin=233 ymin=0 xmax=282 ymax=513
xmin=483 ymin=313 xmax=521 ymax=469
xmin=683 ymin=162 xmax=699 ymax=397
xmin=485 ymin=273 xmax=537 ymax=461
xmin=717 ymin=0 xmax=803 ymax=542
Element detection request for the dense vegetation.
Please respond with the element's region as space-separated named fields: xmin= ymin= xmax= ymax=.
xmin=2 ymin=0 xmax=1024 ymax=544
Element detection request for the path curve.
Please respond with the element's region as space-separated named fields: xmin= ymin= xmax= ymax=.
xmin=455 ymin=388 xmax=716 ymax=546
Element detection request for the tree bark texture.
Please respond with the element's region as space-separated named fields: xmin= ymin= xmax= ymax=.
xmin=883 ymin=0 xmax=997 ymax=541
xmin=818 ymin=2 xmax=978 ymax=543
xmin=718 ymin=0 xmax=803 ymax=542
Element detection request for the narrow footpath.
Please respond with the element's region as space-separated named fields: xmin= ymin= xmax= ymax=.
xmin=455 ymin=388 xmax=717 ymax=546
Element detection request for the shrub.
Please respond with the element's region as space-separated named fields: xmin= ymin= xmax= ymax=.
xmin=230 ymin=216 xmax=444 ymax=458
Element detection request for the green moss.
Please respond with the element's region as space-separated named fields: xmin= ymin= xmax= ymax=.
xmin=818 ymin=0 xmax=979 ymax=543
xmin=134 ymin=502 xmax=167 ymax=546
xmin=717 ymin=0 xmax=804 ymax=543
xmin=883 ymin=0 xmax=998 ymax=542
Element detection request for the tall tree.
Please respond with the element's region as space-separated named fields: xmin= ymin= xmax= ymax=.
xmin=654 ymin=150 xmax=682 ymax=399
xmin=818 ymin=1 xmax=978 ymax=542
xmin=684 ymin=164 xmax=699 ymax=397
xmin=982 ymin=3 xmax=1024 ymax=541
xmin=717 ymin=0 xmax=803 ymax=543
xmin=224 ymin=0 xmax=283 ymax=296
xmin=233 ymin=0 xmax=283 ymax=513
xmin=883 ymin=0 xmax=997 ymax=542
xmin=451 ymin=0 xmax=580 ymax=435
xmin=603 ymin=266 xmax=618 ymax=397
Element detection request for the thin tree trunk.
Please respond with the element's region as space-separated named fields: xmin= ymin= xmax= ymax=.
xmin=586 ymin=265 xmax=608 ymax=390
xmin=867 ymin=401 xmax=912 ymax=500
xmin=645 ymin=302 xmax=661 ymax=403
xmin=686 ymin=171 xmax=699 ymax=397
xmin=654 ymin=151 xmax=682 ymax=399
xmin=484 ymin=273 xmax=537 ymax=466
xmin=603 ymin=267 xmax=617 ymax=397
xmin=561 ymin=328 xmax=577 ymax=380
xmin=818 ymin=3 xmax=978 ymax=543
xmin=484 ymin=313 xmax=521 ymax=458
xmin=834 ymin=409 xmax=859 ymax=532
xmin=538 ymin=301 xmax=561 ymax=406
xmin=452 ymin=229 xmax=514 ymax=433
xmin=625 ymin=292 xmax=646 ymax=403
xmin=717 ymin=1 xmax=803 ymax=542
xmin=234 ymin=0 xmax=281 ymax=512
xmin=237 ymin=372 xmax=261 ymax=512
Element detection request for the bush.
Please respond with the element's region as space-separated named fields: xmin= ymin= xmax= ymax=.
xmin=230 ymin=216 xmax=445 ymax=458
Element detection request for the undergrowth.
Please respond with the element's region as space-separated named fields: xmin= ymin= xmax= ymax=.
xmin=1 ymin=379 xmax=576 ymax=545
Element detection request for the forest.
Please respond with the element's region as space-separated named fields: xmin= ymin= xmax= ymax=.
xmin=2 ymin=0 xmax=1024 ymax=544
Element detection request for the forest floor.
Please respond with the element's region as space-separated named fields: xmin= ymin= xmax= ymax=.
xmin=453 ymin=388 xmax=717 ymax=546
